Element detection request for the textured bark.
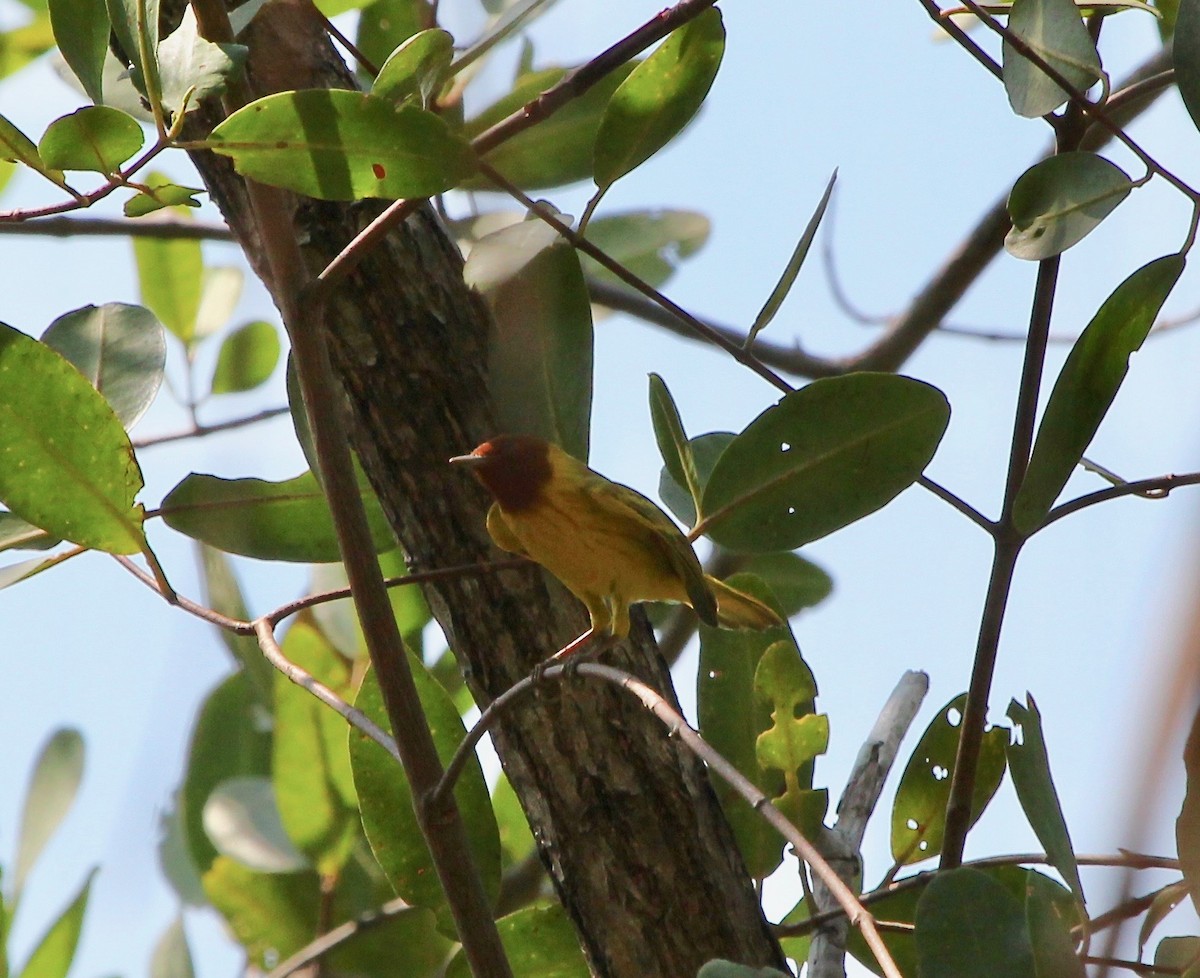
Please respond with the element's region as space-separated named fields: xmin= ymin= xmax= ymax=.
xmin=187 ymin=3 xmax=786 ymax=975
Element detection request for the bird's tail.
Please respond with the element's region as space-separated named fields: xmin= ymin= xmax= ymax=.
xmin=704 ymin=575 xmax=785 ymax=630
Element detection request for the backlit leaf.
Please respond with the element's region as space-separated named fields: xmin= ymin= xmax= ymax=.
xmin=133 ymin=228 xmax=202 ymax=343
xmin=463 ymin=64 xmax=636 ymax=190
xmin=0 ymin=323 xmax=145 ymax=554
xmin=371 ymin=29 xmax=453 ymax=107
xmin=157 ymin=8 xmax=246 ymax=115
xmin=581 ymin=208 xmax=710 ymax=289
xmin=38 ymin=106 xmax=142 ymax=173
xmin=207 ymin=90 xmax=475 ymax=200
xmin=648 ymin=373 xmax=699 ymax=517
xmin=593 ymin=8 xmax=724 ymax=189
xmin=202 ymin=858 xmax=318 ymax=969
xmin=17 ymin=869 xmax=96 ymax=978
xmin=444 ymin=905 xmax=588 ymax=978
xmin=211 ymin=321 xmax=280 ymax=394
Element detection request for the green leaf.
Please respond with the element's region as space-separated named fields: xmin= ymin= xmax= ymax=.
xmin=697 ymin=373 xmax=950 ymax=553
xmin=659 ymin=431 xmax=732 ymax=526
xmin=580 ymin=208 xmax=710 ymax=289
xmin=746 ymin=170 xmax=836 ymax=347
xmin=891 ymin=694 xmax=1008 ymax=865
xmin=492 ymin=773 xmax=535 ymax=867
xmin=593 ymin=8 xmax=724 ymax=189
xmin=742 ymin=552 xmax=832 ymax=618
xmin=0 ymin=554 xmax=62 ymax=590
xmin=42 ymin=303 xmax=166 ymax=429
xmin=754 ymin=636 xmax=829 ymax=840
xmin=355 ymin=0 xmax=423 ymax=73
xmin=328 ymin=905 xmax=451 ymax=978
xmin=0 ymin=323 xmax=146 ymax=553
xmin=273 ymin=619 xmax=358 ymax=873
xmin=649 ymin=373 xmax=701 ymax=519
xmin=1179 ymin=701 xmax=1200 ymax=917
xmin=1005 ymin=152 xmax=1133 ymax=259
xmin=350 ymin=662 xmax=501 ymax=920
xmin=157 ymin=8 xmax=245 ymax=115
xmin=1025 ymin=881 xmax=1085 ymax=978
xmin=444 ymin=905 xmax=588 ymax=978
xmin=1156 ymin=937 xmax=1200 ymax=976
xmin=0 ymin=511 xmax=57 ymax=552
xmin=181 ymin=674 xmax=272 ymax=874
xmin=1176 ymin=0 xmax=1200 ymax=130
xmin=48 ymin=0 xmax=109 ymax=104
xmin=371 ymin=28 xmax=453 ymax=107
xmin=196 ymin=545 xmax=273 ymax=701
xmin=1013 ymin=254 xmax=1184 ymax=532
xmin=464 ymin=215 xmax=593 ymax=461
xmin=16 ymin=869 xmax=96 ymax=978
xmin=697 ymin=962 xmax=791 ymax=978
xmin=105 ymin=0 xmax=160 ymax=98
xmin=207 ymin=90 xmax=476 ymax=200
xmin=202 ymin=776 xmax=308 ymax=872
xmin=149 ymin=916 xmax=194 ymax=978
xmin=0 ymin=112 xmax=64 ymax=184
xmin=1003 ymin=0 xmax=1102 ymax=118
xmin=698 ymin=584 xmax=803 ymax=879
xmin=0 ymin=15 xmax=57 ymax=82
xmin=1138 ymin=881 xmax=1190 ymax=956
xmin=463 ymin=64 xmax=636 ymax=191
xmin=38 ymin=106 xmax=142 ymax=173
xmin=160 ymin=470 xmax=395 ymax=563
xmin=133 ymin=229 xmax=203 ymax=343
xmin=210 ymin=321 xmax=280 ymax=394
xmin=124 ymin=179 xmax=204 ymax=217
xmin=157 ymin=801 xmax=207 ymax=906
xmin=915 ymin=868 xmax=1035 ymax=978
xmin=13 ymin=729 xmax=84 ymax=901
xmin=202 ymin=858 xmax=318 ymax=969
xmin=1005 ymin=696 xmax=1084 ymax=904
xmin=195 ymin=266 xmax=244 ymax=340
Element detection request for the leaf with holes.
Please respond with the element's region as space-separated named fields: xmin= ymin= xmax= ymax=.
xmin=697 ymin=373 xmax=949 ymax=554
xmin=891 ymin=694 xmax=1008 ymax=865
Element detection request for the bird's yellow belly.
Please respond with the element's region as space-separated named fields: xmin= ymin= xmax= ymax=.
xmin=501 ymin=493 xmax=688 ymax=607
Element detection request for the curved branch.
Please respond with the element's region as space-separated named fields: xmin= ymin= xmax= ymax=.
xmin=1040 ymin=472 xmax=1200 ymax=528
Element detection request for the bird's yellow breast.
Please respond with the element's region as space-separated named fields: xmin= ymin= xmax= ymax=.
xmin=490 ymin=486 xmax=691 ymax=609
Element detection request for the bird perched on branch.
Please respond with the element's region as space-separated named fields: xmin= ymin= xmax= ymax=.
xmin=450 ymin=435 xmax=783 ymax=645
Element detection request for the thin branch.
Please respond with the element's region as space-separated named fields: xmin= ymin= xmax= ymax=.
xmin=918 ymin=475 xmax=995 ymax=533
xmin=942 ymin=254 xmax=1061 ymax=869
xmin=483 ymin=163 xmax=794 ymax=395
xmin=431 ymin=661 xmax=905 ymax=978
xmin=1041 ymin=472 xmax=1200 ymax=528
xmin=131 ymin=407 xmax=290 ymax=448
xmin=112 ymin=554 xmax=254 ymax=633
xmin=0 ymin=215 xmax=234 ymax=240
xmin=253 ymin=618 xmax=400 ymax=762
xmin=265 ymin=557 xmax=530 ymax=626
xmin=265 ymin=897 xmax=413 ymax=978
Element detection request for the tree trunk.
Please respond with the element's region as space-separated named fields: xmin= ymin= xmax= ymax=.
xmin=187 ymin=4 xmax=786 ymax=975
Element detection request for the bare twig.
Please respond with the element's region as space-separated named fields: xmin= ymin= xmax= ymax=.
xmin=265 ymin=897 xmax=413 ymax=978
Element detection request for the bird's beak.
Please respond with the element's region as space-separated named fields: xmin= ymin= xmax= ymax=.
xmin=448 ymin=452 xmax=485 ymax=468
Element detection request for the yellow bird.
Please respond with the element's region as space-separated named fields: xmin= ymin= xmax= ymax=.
xmin=450 ymin=434 xmax=783 ymax=640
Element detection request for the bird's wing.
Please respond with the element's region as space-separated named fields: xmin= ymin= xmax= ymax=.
xmin=588 ymin=480 xmax=719 ymax=626
xmin=485 ymin=503 xmax=528 ymax=556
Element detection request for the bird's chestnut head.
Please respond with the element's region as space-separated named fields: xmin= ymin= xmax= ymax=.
xmin=449 ymin=435 xmax=554 ymax=511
